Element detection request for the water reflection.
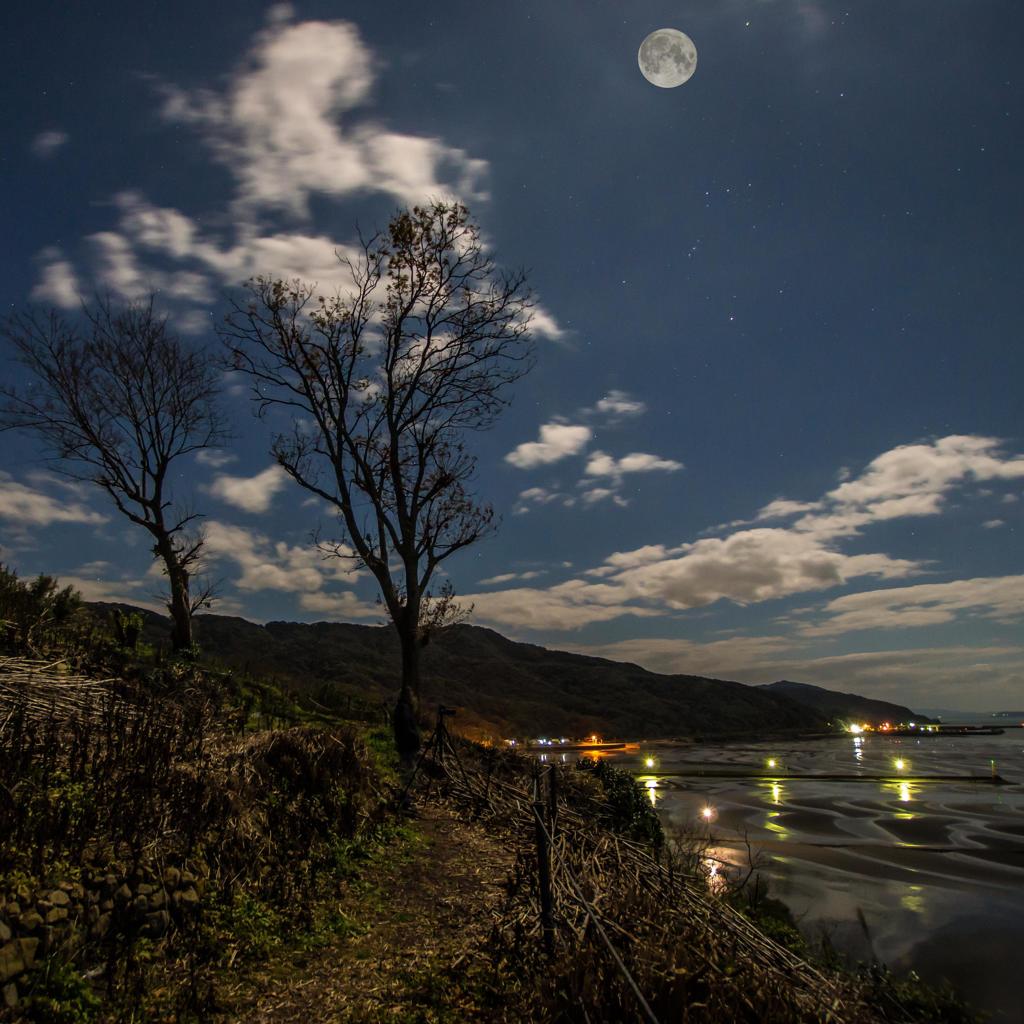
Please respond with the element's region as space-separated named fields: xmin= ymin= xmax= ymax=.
xmin=901 ymin=886 xmax=925 ymax=914
xmin=645 ymin=778 xmax=659 ymax=807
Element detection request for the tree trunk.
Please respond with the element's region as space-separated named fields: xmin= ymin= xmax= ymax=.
xmin=392 ymin=621 xmax=422 ymax=759
xmin=398 ymin=623 xmax=420 ymax=709
xmin=155 ymin=535 xmax=193 ymax=652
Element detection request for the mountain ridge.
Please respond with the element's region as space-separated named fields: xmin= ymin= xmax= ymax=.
xmin=87 ymin=603 xmax=921 ymax=739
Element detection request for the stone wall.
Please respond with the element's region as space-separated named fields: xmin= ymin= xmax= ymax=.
xmin=0 ymin=858 xmax=208 ymax=1010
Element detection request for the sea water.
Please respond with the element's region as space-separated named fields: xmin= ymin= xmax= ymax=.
xmin=613 ymin=731 xmax=1024 ymax=1022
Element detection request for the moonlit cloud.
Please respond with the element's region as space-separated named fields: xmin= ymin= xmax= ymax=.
xmin=593 ymin=390 xmax=647 ymax=418
xmin=157 ymin=19 xmax=486 ymax=216
xmin=298 ymin=590 xmax=378 ymax=619
xmin=29 ymin=248 xmax=80 ymax=308
xmin=195 ymin=449 xmax=238 ymax=469
xmin=584 ymin=450 xmax=683 ymax=480
xmin=478 ymin=569 xmax=546 ymax=586
xmin=30 ymin=130 xmax=68 ymax=159
xmin=799 ymin=575 xmax=1024 ymax=637
xmin=0 ymin=473 xmax=108 ymax=528
xmin=504 ymin=423 xmax=591 ymax=469
xmin=202 ymin=520 xmax=362 ymax=594
xmin=205 ymin=465 xmax=289 ymax=514
xmin=464 ymin=580 xmax=661 ymax=631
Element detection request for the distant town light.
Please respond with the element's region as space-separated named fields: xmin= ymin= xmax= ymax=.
xmin=895 ymin=758 xmax=906 ymax=771
xmin=645 ymin=756 xmax=656 ymax=769
xmin=701 ymin=805 xmax=715 ymax=821
xmin=767 ymin=758 xmax=777 ymax=769
xmin=849 ymin=724 xmax=863 ymax=735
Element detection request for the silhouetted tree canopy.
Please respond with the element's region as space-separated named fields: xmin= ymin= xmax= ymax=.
xmin=1 ymin=298 xmax=227 ymax=652
xmin=221 ymin=201 xmax=535 ymax=712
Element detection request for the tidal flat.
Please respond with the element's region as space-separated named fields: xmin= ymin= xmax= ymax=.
xmin=617 ymin=731 xmax=1024 ymax=1022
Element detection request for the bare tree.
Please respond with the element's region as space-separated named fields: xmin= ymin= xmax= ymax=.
xmin=220 ymin=201 xmax=534 ymax=722
xmin=1 ymin=298 xmax=227 ymax=652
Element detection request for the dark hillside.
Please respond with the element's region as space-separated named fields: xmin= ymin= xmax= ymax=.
xmin=89 ymin=605 xmax=826 ymax=739
xmin=758 ymin=680 xmax=928 ymax=726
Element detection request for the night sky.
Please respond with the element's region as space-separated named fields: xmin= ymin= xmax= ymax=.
xmin=2 ymin=1 xmax=1021 ymax=710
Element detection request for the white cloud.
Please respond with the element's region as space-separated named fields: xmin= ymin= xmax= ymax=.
xmin=560 ymin=635 xmax=797 ymax=679
xmin=54 ymin=575 xmax=165 ymax=612
xmin=528 ymin=305 xmax=566 ymax=341
xmin=580 ymin=487 xmax=628 ymax=507
xmin=1003 ymin=493 xmax=1019 ymax=504
xmin=464 ymin=580 xmax=660 ymax=631
xmin=505 ymin=423 xmax=591 ymax=469
xmin=609 ymin=528 xmax=917 ymax=611
xmin=157 ymin=20 xmax=485 ymax=216
xmin=478 ymin=569 xmax=546 ymax=586
xmin=479 ymin=436 xmax=1024 ymax=632
xmin=298 ymin=590 xmax=378 ymax=619
xmin=0 ymin=473 xmax=108 ymax=527
xmin=593 ymin=390 xmax=647 ymax=418
xmin=982 ymin=519 xmax=1005 ymax=529
xmin=30 ymin=131 xmax=68 ymax=159
xmin=584 ymin=450 xmax=683 ymax=480
xmin=800 ymin=575 xmax=1024 ymax=637
xmin=30 ymin=248 xmax=80 ymax=308
xmin=719 ymin=436 xmax=1024 ymax=542
xmin=203 ymin=520 xmax=361 ymax=593
xmin=195 ymin=449 xmax=238 ymax=468
xmin=205 ymin=465 xmax=288 ymax=513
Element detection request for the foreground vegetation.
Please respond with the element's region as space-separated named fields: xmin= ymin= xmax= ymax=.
xmin=0 ymin=568 xmax=981 ymax=1022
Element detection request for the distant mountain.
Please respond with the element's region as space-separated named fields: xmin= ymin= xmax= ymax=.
xmin=757 ymin=680 xmax=929 ymax=726
xmin=88 ymin=603 xmax=830 ymax=739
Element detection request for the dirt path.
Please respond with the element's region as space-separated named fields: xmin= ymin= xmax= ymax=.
xmin=225 ymin=799 xmax=517 ymax=1023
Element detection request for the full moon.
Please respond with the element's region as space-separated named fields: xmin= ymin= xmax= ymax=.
xmin=638 ymin=28 xmax=697 ymax=88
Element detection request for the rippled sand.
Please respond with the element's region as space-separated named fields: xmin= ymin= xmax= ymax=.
xmin=615 ymin=731 xmax=1024 ymax=1022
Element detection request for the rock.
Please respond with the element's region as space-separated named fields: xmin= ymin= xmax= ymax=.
xmin=14 ymin=888 xmax=29 ymax=905
xmin=89 ymin=914 xmax=111 ymax=940
xmin=48 ymin=890 xmax=71 ymax=908
xmin=100 ymin=876 xmax=118 ymax=897
xmin=114 ymin=885 xmax=132 ymax=905
xmin=100 ymin=899 xmax=114 ymax=913
xmin=2 ymin=981 xmax=17 ymax=1008
xmin=136 ymin=883 xmax=156 ymax=897
xmin=0 ymin=939 xmax=39 ymax=982
xmin=5 ymin=904 xmax=20 ymax=918
xmin=18 ymin=913 xmax=43 ymax=933
xmin=0 ymin=924 xmax=10 ymax=944
xmin=58 ymin=882 xmax=75 ymax=894
xmin=162 ymin=868 xmax=181 ymax=890
xmin=175 ymin=887 xmax=200 ymax=910
xmin=44 ymin=908 xmax=68 ymax=925
xmin=131 ymin=896 xmax=149 ymax=914
xmin=140 ymin=911 xmax=170 ymax=938
xmin=148 ymin=890 xmax=166 ymax=910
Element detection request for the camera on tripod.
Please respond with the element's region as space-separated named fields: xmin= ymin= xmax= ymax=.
xmin=438 ymin=705 xmax=457 ymax=718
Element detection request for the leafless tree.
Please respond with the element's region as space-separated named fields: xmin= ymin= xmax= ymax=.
xmin=1 ymin=298 xmax=227 ymax=652
xmin=220 ymin=201 xmax=534 ymax=718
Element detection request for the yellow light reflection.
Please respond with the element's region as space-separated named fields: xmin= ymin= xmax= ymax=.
xmin=771 ymin=783 xmax=782 ymax=805
xmin=645 ymin=778 xmax=659 ymax=807
xmin=899 ymin=782 xmax=912 ymax=802
xmin=900 ymin=886 xmax=925 ymax=914
xmin=704 ymin=857 xmax=727 ymax=895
